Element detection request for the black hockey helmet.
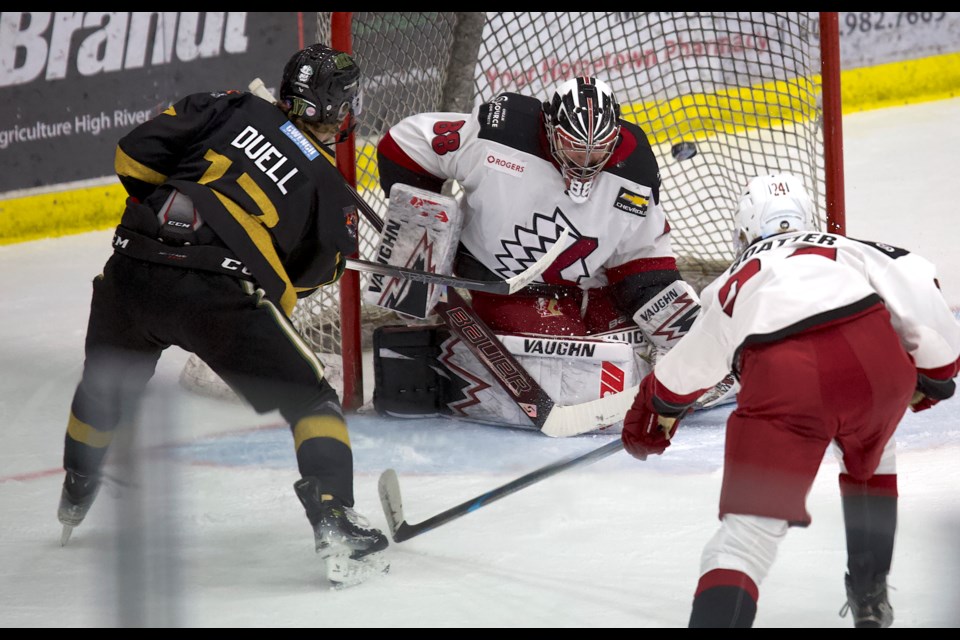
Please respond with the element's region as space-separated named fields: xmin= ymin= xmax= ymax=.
xmin=279 ymin=44 xmax=362 ymax=140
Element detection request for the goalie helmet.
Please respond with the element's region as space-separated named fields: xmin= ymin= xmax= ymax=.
xmin=543 ymin=76 xmax=621 ymax=204
xmin=279 ymin=44 xmax=362 ymax=143
xmin=733 ymin=172 xmax=816 ymax=256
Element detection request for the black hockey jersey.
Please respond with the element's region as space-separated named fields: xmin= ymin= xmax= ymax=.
xmin=114 ymin=90 xmax=358 ymax=315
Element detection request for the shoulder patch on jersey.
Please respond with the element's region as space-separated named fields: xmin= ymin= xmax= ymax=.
xmin=851 ymin=238 xmax=910 ymax=259
xmin=613 ymin=187 xmax=650 ymax=217
xmin=604 ymin=121 xmax=660 ymax=202
xmin=279 ymin=121 xmax=320 ymax=160
xmin=477 ymin=93 xmax=544 ymax=156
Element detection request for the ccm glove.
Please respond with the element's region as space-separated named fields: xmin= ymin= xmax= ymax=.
xmin=910 ymin=372 xmax=956 ymax=413
xmin=622 ymin=406 xmax=678 ymax=461
xmin=621 ymin=374 xmax=686 ymax=461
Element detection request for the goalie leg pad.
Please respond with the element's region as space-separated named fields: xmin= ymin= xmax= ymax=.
xmin=373 ymin=326 xmax=642 ymax=430
xmin=372 ymin=325 xmax=459 ymax=418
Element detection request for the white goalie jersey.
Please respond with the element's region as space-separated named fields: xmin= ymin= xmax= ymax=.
xmin=378 ymin=92 xmax=677 ymax=290
xmin=654 ymin=231 xmax=960 ymax=400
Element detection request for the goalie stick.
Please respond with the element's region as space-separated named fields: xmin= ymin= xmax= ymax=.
xmin=344 ymin=226 xmax=569 ymax=296
xmin=379 ymin=439 xmax=624 ymax=542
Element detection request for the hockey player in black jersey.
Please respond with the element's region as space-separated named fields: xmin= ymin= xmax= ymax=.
xmin=57 ymin=44 xmax=388 ymax=587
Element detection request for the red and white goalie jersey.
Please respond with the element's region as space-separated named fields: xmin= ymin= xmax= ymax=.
xmin=377 ymin=92 xmax=677 ymax=293
xmin=654 ymin=231 xmax=960 ymax=400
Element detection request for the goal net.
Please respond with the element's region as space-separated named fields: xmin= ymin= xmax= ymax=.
xmin=181 ymin=12 xmax=844 ymax=409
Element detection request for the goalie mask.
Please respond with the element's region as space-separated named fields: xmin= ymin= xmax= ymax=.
xmin=543 ymin=76 xmax=621 ymax=204
xmin=733 ymin=172 xmax=816 ymax=256
xmin=280 ymin=44 xmax=362 ymax=143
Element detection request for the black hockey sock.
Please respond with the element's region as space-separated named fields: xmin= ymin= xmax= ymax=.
xmin=839 ymin=473 xmax=897 ymax=589
xmin=688 ymin=569 xmax=758 ymax=628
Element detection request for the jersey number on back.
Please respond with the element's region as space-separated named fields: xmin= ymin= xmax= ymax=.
xmin=718 ymin=247 xmax=840 ymax=317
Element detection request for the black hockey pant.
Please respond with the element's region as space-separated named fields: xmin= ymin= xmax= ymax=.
xmin=63 ymin=252 xmax=356 ymax=504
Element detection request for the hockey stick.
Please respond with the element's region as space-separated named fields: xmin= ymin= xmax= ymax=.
xmin=379 ymin=439 xmax=624 ymax=542
xmin=344 ymin=226 xmax=569 ymax=296
xmin=431 ymin=289 xmax=557 ymax=428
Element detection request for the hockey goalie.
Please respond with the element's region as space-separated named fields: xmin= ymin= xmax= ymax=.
xmin=368 ymin=76 xmax=736 ymax=433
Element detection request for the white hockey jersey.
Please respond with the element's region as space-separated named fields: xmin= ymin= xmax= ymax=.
xmin=655 ymin=231 xmax=960 ymax=398
xmin=379 ymin=93 xmax=676 ymax=290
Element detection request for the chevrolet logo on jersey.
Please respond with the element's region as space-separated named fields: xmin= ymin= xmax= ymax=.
xmin=614 ymin=187 xmax=649 ymax=216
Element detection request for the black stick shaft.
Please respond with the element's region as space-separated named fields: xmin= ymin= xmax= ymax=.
xmin=345 ymin=257 xmax=512 ymax=294
xmin=393 ymin=439 xmax=624 ymax=542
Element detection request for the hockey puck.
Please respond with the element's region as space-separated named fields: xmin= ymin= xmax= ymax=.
xmin=671 ymin=141 xmax=698 ymax=161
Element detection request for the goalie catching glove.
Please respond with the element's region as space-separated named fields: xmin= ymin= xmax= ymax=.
xmin=621 ymin=372 xmax=693 ymax=460
xmin=630 ymin=279 xmax=738 ymax=410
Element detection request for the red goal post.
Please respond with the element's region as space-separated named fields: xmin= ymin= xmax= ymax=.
xmin=182 ymin=12 xmax=845 ymax=410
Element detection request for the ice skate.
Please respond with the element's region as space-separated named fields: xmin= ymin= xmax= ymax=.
xmin=57 ymin=470 xmax=101 ymax=546
xmin=839 ymin=572 xmax=894 ymax=628
xmin=294 ymin=477 xmax=389 ymax=588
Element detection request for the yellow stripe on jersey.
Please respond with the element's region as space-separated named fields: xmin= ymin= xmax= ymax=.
xmin=237 ymin=173 xmax=279 ymax=228
xmin=114 ymin=147 xmax=167 ymax=185
xmin=200 ymin=148 xmax=230 ymax=183
xmin=293 ymin=415 xmax=351 ymax=451
xmin=198 ymin=148 xmax=297 ymax=315
xmin=66 ymin=412 xmax=113 ymax=448
xmin=212 ymin=190 xmax=298 ymax=315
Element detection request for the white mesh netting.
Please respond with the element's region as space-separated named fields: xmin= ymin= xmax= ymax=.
xmin=182 ymin=12 xmax=832 ymax=403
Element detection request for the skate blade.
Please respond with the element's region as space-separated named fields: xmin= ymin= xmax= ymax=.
xmin=60 ymin=524 xmax=75 ymax=547
xmin=322 ymin=551 xmax=390 ymax=589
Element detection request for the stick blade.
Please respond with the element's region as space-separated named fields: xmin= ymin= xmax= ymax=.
xmin=378 ymin=469 xmax=406 ymax=540
xmin=504 ymin=226 xmax=571 ymax=294
xmin=540 ymin=383 xmax=640 ymax=437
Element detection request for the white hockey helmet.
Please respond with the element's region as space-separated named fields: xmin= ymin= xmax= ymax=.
xmin=733 ymin=172 xmax=816 ymax=256
xmin=543 ymin=76 xmax=621 ymax=203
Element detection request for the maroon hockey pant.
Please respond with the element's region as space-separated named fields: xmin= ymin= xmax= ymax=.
xmin=720 ymin=304 xmax=915 ymax=526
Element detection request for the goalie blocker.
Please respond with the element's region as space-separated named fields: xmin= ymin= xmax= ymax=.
xmin=361 ymin=183 xmax=462 ymax=319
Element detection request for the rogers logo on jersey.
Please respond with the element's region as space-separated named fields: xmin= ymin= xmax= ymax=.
xmin=485 ymin=151 xmax=526 ymax=177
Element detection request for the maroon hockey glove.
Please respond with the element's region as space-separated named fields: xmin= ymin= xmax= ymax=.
xmin=909 ymin=370 xmax=957 ymax=413
xmin=909 ymin=391 xmax=939 ymax=413
xmin=621 ymin=374 xmax=682 ymax=461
